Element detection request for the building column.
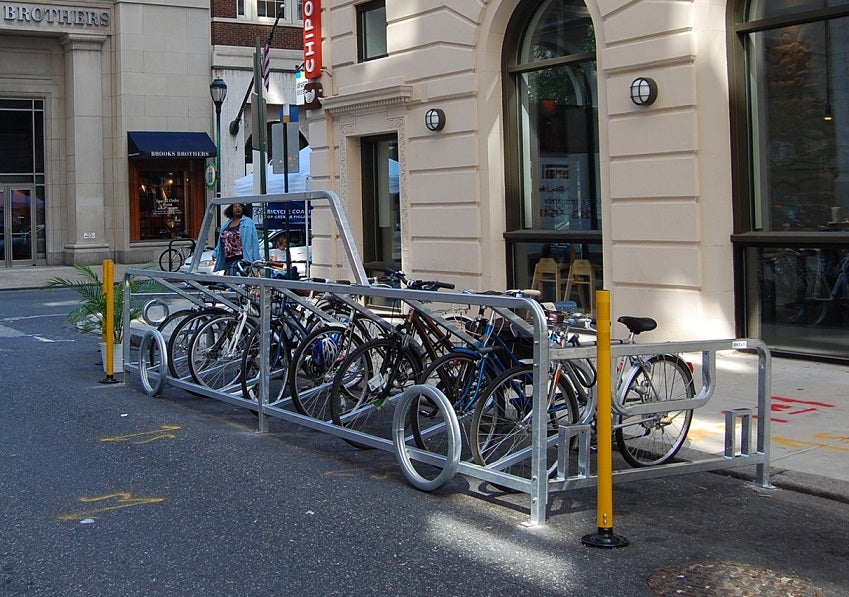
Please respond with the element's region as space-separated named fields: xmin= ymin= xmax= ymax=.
xmin=60 ymin=33 xmax=109 ymax=264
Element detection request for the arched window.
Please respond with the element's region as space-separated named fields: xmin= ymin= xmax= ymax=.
xmin=731 ymin=0 xmax=849 ymax=360
xmin=503 ymin=0 xmax=599 ymax=302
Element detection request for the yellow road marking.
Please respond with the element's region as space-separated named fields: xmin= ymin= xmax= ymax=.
xmin=58 ymin=492 xmax=165 ymax=521
xmin=773 ymin=435 xmax=849 ymax=453
xmin=101 ymin=425 xmax=181 ymax=444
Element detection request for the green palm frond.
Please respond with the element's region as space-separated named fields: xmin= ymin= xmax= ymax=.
xmin=42 ymin=263 xmax=158 ymax=342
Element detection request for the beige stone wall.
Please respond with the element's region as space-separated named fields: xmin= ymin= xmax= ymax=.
xmin=306 ymin=0 xmax=736 ymax=341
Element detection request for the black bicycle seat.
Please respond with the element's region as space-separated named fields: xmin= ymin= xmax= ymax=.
xmin=617 ymin=316 xmax=657 ymax=335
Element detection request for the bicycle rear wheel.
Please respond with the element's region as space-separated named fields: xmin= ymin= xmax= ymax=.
xmin=329 ymin=337 xmax=421 ymax=448
xmin=615 ymin=354 xmax=694 ymax=467
xmin=159 ymin=248 xmax=184 ymax=272
xmin=470 ymin=364 xmax=578 ymax=481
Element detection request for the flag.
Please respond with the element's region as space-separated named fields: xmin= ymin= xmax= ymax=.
xmin=262 ymin=43 xmax=271 ymax=92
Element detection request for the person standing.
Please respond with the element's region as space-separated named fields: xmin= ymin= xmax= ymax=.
xmin=212 ymin=203 xmax=260 ymax=275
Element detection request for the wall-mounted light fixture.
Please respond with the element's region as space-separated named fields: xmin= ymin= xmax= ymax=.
xmin=425 ymin=108 xmax=446 ymax=132
xmin=630 ymin=77 xmax=658 ymax=107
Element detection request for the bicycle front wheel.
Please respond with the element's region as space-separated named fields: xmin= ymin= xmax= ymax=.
xmin=188 ymin=314 xmax=257 ymax=391
xmin=240 ymin=324 xmax=291 ymax=405
xmin=413 ymin=351 xmax=489 ymax=456
xmin=470 ymin=364 xmax=578 ymax=481
xmin=289 ymin=325 xmax=364 ymax=420
xmin=615 ymin=354 xmax=695 ymax=467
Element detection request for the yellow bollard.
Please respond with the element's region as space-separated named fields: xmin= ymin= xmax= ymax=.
xmin=100 ymin=259 xmax=119 ymax=384
xmin=582 ymin=289 xmax=628 ymax=548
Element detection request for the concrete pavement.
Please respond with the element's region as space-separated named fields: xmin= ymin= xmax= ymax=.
xmin=3 ymin=262 xmax=848 ymax=504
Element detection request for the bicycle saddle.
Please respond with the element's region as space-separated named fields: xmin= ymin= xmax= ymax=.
xmin=617 ymin=316 xmax=657 ymax=334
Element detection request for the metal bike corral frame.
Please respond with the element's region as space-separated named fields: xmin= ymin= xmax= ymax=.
xmin=122 ymin=191 xmax=772 ymax=526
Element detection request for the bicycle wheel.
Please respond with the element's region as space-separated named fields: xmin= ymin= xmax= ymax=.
xmin=413 ymin=350 xmax=491 ymax=456
xmin=329 ymin=337 xmax=422 ymax=448
xmin=166 ymin=308 xmax=228 ymax=379
xmin=188 ymin=314 xmax=257 ymax=391
xmin=289 ymin=324 xmax=364 ymax=420
xmin=239 ymin=323 xmax=291 ymax=405
xmin=159 ymin=248 xmax=184 ymax=272
xmin=615 ymin=354 xmax=695 ymax=467
xmin=470 ymin=363 xmax=578 ymax=481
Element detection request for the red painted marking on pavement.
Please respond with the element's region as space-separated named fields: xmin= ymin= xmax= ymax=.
xmin=772 ymin=396 xmax=836 ymax=408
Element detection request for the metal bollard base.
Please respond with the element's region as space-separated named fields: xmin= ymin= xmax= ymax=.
xmin=99 ymin=375 xmax=120 ymax=385
xmin=581 ymin=527 xmax=629 ymax=549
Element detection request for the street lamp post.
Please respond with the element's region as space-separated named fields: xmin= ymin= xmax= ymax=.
xmin=210 ymin=78 xmax=228 ymax=231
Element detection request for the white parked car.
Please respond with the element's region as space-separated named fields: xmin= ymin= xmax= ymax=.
xmin=180 ymin=229 xmax=311 ymax=277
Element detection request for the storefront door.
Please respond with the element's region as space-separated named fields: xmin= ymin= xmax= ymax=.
xmin=0 ymin=186 xmax=37 ymax=266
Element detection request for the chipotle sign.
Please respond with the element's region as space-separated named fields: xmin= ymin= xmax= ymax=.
xmin=303 ymin=0 xmax=322 ymax=79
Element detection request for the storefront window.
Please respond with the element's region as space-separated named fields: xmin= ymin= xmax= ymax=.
xmin=733 ymin=2 xmax=849 ymax=360
xmin=136 ymin=171 xmax=187 ymax=240
xmin=504 ymin=0 xmax=600 ymax=301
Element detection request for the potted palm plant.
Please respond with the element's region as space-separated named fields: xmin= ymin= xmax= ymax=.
xmin=42 ymin=264 xmax=153 ymax=371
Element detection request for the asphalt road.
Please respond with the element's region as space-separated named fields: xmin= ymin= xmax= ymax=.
xmin=2 ymin=289 xmax=848 ymax=596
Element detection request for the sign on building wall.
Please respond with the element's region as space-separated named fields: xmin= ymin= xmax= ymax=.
xmin=303 ymin=0 xmax=321 ymax=79
xmin=2 ymin=3 xmax=110 ymax=29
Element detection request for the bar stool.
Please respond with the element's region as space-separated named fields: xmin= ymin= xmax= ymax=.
xmin=564 ymin=259 xmax=595 ymax=315
xmin=531 ymin=258 xmax=569 ymax=299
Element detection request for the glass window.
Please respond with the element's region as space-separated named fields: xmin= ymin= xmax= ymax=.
xmin=135 ymin=170 xmax=187 ymax=240
xmin=504 ymin=0 xmax=600 ymax=299
xmin=238 ymin=0 xmax=301 ymax=23
xmin=0 ymin=98 xmax=46 ymax=265
xmin=732 ymin=3 xmax=849 ymax=360
xmin=357 ymin=1 xmax=387 ymax=62
xmin=747 ymin=19 xmax=848 ymax=231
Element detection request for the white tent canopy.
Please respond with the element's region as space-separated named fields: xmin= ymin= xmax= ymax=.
xmin=234 ymin=146 xmax=313 ymax=196
xmin=234 ymin=146 xmax=399 ymax=196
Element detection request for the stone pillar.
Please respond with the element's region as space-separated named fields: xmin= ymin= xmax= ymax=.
xmin=60 ymin=33 xmax=109 ymax=264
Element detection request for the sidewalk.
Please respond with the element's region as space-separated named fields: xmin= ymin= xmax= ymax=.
xmin=3 ymin=263 xmax=848 ymax=503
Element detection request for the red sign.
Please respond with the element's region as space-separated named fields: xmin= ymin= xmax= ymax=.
xmin=303 ymin=0 xmax=322 ymax=79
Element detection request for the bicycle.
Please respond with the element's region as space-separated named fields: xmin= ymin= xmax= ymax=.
xmin=410 ymin=293 xmax=536 ymax=462
xmin=328 ymin=271 xmax=459 ymax=448
xmin=554 ymin=313 xmax=696 ymax=468
xmin=288 ymin=290 xmax=393 ymax=420
xmin=158 ymin=236 xmax=196 ymax=272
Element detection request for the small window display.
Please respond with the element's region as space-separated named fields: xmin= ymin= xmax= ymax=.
xmin=138 ymin=171 xmax=186 ymax=240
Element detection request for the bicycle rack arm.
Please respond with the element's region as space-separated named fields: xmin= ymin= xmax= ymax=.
xmin=190 ymin=191 xmax=370 ymax=285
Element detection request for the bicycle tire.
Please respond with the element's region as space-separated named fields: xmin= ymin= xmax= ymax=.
xmin=159 ymin=248 xmax=184 ymax=272
xmin=412 ymin=350 xmax=492 ymax=456
xmin=289 ymin=324 xmax=364 ymax=420
xmin=615 ymin=354 xmax=694 ymax=467
xmin=188 ymin=314 xmax=257 ymax=391
xmin=165 ymin=308 xmax=228 ymax=379
xmin=329 ymin=337 xmax=422 ymax=449
xmin=470 ymin=363 xmax=578 ymax=482
xmin=239 ymin=323 xmax=291 ymax=405
xmin=393 ymin=385 xmax=461 ymax=491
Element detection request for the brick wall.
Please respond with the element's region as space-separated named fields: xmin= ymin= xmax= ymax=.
xmin=212 ymin=21 xmax=301 ymax=49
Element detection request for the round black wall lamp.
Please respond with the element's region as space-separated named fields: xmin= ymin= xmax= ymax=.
xmin=425 ymin=108 xmax=446 ymax=131
xmin=630 ymin=77 xmax=658 ymax=107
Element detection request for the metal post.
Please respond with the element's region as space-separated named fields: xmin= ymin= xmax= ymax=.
xmin=582 ymin=290 xmax=628 ymax=547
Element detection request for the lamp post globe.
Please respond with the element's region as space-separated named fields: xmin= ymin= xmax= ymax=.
xmin=210 ymin=78 xmax=227 ymax=230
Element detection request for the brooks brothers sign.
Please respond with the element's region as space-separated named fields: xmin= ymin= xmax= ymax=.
xmin=3 ymin=3 xmax=110 ymax=28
